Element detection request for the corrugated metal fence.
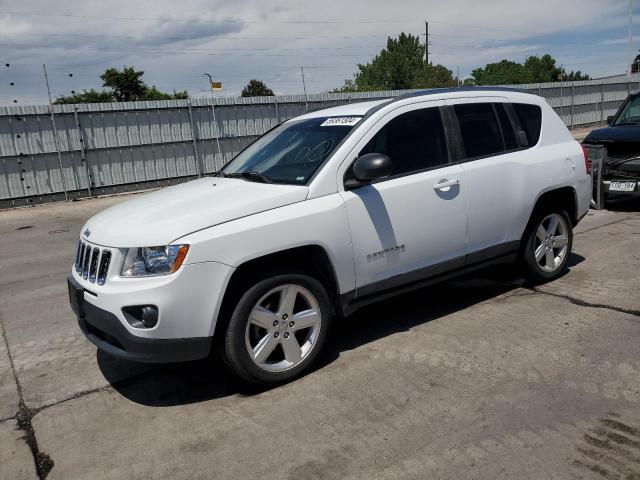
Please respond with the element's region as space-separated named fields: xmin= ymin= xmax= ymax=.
xmin=1 ymin=75 xmax=638 ymax=207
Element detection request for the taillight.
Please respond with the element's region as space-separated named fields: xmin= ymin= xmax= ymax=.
xmin=581 ymin=145 xmax=590 ymax=175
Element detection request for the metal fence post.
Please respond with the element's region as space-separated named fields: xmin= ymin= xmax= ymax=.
xmin=210 ymin=99 xmax=222 ymax=169
xmin=48 ymin=106 xmax=69 ymax=201
xmin=187 ymin=100 xmax=202 ymax=177
xmin=559 ymin=81 xmax=564 ymax=123
xmin=570 ymin=83 xmax=575 ymax=129
xmin=600 ymin=82 xmax=605 ymax=123
xmin=274 ymin=96 xmax=280 ymax=124
xmin=73 ymin=107 xmax=92 ymax=196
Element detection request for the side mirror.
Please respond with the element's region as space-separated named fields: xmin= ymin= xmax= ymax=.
xmin=607 ymin=115 xmax=615 ymax=126
xmin=350 ymin=153 xmax=393 ymax=187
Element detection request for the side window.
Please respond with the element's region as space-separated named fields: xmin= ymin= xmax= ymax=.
xmin=494 ymin=103 xmax=518 ymax=151
xmin=454 ymin=103 xmax=504 ymax=159
xmin=512 ymin=103 xmax=542 ymax=146
xmin=359 ymin=107 xmax=448 ymax=176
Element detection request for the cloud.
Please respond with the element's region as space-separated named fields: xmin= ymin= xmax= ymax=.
xmin=0 ymin=0 xmax=635 ymax=104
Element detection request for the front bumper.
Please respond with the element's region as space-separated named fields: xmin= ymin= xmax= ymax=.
xmin=70 ymin=276 xmax=211 ymax=363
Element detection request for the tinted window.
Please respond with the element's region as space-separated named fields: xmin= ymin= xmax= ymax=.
xmin=359 ymin=107 xmax=448 ymax=176
xmin=494 ymin=103 xmax=518 ymax=150
xmin=512 ymin=103 xmax=542 ymax=146
xmin=454 ymin=103 xmax=504 ymax=158
xmin=223 ymin=116 xmax=360 ymax=184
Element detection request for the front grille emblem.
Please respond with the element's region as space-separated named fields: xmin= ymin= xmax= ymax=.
xmin=83 ymin=228 xmax=91 ymax=238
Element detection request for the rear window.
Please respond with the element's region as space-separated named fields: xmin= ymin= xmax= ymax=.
xmin=512 ymin=103 xmax=542 ymax=147
xmin=454 ymin=103 xmax=504 ymax=158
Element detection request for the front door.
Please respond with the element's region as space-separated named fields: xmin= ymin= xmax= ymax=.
xmin=340 ymin=101 xmax=468 ymax=297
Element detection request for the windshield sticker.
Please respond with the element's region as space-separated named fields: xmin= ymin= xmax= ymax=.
xmin=320 ymin=116 xmax=362 ymax=127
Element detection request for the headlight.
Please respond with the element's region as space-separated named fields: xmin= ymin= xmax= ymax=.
xmin=121 ymin=245 xmax=189 ymax=277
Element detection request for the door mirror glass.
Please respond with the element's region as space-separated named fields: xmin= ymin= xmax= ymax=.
xmin=607 ymin=115 xmax=615 ymax=126
xmin=351 ymin=153 xmax=393 ymax=183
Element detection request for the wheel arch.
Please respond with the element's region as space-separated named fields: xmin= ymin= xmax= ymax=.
xmin=214 ymin=244 xmax=343 ymax=340
xmin=529 ymin=186 xmax=578 ymax=227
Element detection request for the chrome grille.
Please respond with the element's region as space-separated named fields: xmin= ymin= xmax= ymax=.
xmin=75 ymin=240 xmax=112 ymax=285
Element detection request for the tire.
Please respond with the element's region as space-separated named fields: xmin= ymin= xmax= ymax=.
xmin=520 ymin=209 xmax=573 ymax=284
xmin=220 ymin=273 xmax=331 ymax=385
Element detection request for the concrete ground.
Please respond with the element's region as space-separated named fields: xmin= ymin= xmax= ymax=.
xmin=0 ymin=193 xmax=639 ymax=480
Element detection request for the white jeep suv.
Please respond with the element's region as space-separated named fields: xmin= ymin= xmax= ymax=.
xmin=68 ymin=88 xmax=592 ymax=385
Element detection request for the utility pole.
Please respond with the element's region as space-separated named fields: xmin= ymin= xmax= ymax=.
xmin=300 ymin=66 xmax=308 ymax=111
xmin=457 ymin=65 xmax=460 ymax=87
xmin=425 ymin=21 xmax=429 ymax=64
xmin=628 ymin=0 xmax=633 ymax=79
xmin=43 ymin=64 xmax=68 ymax=201
xmin=203 ymin=73 xmax=222 ymax=165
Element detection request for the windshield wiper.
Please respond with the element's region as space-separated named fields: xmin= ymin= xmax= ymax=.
xmin=212 ymin=170 xmax=228 ymax=178
xmin=226 ymin=171 xmax=273 ymax=183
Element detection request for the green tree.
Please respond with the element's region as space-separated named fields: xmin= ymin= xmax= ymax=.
xmin=54 ymin=66 xmax=189 ymax=103
xmin=346 ymin=33 xmax=426 ymax=91
xmin=467 ymin=54 xmax=590 ymax=86
xmin=524 ymin=54 xmax=562 ymax=83
xmin=466 ymin=60 xmax=530 ymax=86
xmin=241 ymin=79 xmax=275 ymax=97
xmin=633 ymin=52 xmax=640 ymax=73
xmin=100 ymin=66 xmax=147 ymax=101
xmin=143 ymin=86 xmax=189 ymax=100
xmin=53 ymin=88 xmax=115 ymax=104
xmin=334 ymin=33 xmax=456 ymax=91
xmin=563 ymin=70 xmax=590 ymax=81
xmin=414 ymin=63 xmax=457 ymax=88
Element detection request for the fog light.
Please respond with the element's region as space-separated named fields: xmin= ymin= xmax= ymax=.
xmin=141 ymin=306 xmax=158 ymax=328
xmin=122 ymin=305 xmax=158 ymax=329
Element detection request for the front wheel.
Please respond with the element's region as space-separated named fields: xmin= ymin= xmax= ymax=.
xmin=220 ymin=273 xmax=331 ymax=385
xmin=521 ymin=210 xmax=573 ymax=284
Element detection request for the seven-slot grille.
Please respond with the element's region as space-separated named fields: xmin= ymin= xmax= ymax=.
xmin=75 ymin=240 xmax=111 ymax=285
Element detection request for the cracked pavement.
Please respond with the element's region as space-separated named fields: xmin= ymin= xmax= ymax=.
xmin=0 ymin=194 xmax=639 ymax=479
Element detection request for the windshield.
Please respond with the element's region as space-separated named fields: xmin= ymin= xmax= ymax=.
xmin=614 ymin=96 xmax=640 ymax=125
xmin=221 ymin=116 xmax=361 ymax=184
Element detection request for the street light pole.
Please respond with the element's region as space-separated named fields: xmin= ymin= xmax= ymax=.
xmin=43 ymin=64 xmax=68 ymax=201
xmin=203 ymin=73 xmax=222 ymax=166
xmin=628 ymin=0 xmax=634 ymax=79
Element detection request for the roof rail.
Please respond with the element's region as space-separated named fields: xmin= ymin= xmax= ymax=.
xmin=393 ymin=86 xmax=529 ymax=103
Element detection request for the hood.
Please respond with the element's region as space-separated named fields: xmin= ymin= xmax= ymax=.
xmin=584 ymin=125 xmax=640 ymax=145
xmin=81 ymin=177 xmax=308 ymax=247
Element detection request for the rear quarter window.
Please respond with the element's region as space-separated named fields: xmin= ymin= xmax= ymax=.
xmin=512 ymin=103 xmax=542 ymax=147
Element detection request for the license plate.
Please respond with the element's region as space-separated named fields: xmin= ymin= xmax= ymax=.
xmin=67 ymin=278 xmax=85 ymax=318
xmin=609 ymin=181 xmax=637 ymax=192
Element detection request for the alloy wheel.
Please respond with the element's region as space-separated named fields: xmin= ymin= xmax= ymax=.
xmin=244 ymin=284 xmax=322 ymax=373
xmin=533 ymin=213 xmax=569 ymax=273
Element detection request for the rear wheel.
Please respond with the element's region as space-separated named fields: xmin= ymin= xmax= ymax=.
xmin=221 ymin=273 xmax=330 ymax=385
xmin=521 ymin=210 xmax=573 ymax=284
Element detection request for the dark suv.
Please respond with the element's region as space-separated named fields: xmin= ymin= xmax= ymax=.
xmin=584 ymin=93 xmax=640 ymax=197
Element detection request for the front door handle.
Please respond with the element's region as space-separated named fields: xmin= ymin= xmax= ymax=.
xmin=433 ymin=179 xmax=460 ymax=190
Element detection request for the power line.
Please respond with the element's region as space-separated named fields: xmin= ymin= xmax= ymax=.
xmin=0 ymin=31 xmax=401 ymax=41
xmin=0 ymin=11 xmax=427 ymax=24
xmin=0 ymin=43 xmax=380 ymax=57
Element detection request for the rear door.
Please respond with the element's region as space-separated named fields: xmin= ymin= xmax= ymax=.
xmin=445 ymin=99 xmax=526 ymax=262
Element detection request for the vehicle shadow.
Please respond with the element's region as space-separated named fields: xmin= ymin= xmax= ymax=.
xmin=98 ymin=255 xmax=584 ymax=407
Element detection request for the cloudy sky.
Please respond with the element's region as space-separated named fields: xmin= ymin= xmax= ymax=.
xmin=0 ymin=0 xmax=637 ymax=105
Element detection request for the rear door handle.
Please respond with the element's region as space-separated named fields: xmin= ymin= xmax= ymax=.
xmin=433 ymin=179 xmax=459 ymax=190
